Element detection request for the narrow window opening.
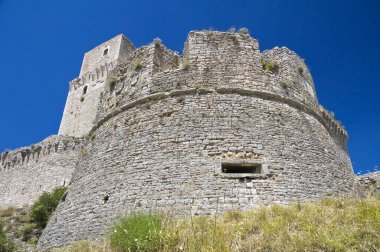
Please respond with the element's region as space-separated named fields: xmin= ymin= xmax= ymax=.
xmin=83 ymin=85 xmax=88 ymax=95
xmin=222 ymin=163 xmax=261 ymax=174
xmin=103 ymin=48 xmax=108 ymax=56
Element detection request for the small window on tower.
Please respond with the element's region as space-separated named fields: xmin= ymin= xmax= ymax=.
xmin=103 ymin=48 xmax=109 ymax=56
xmin=83 ymin=85 xmax=88 ymax=95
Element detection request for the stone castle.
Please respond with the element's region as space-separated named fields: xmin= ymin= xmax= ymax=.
xmin=0 ymin=29 xmax=379 ymax=249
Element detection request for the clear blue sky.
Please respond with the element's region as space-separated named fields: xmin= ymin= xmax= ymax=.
xmin=0 ymin=0 xmax=379 ymax=174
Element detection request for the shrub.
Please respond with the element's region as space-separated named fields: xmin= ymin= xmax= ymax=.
xmin=133 ymin=61 xmax=144 ymax=71
xmin=280 ymin=81 xmax=288 ymax=89
xmin=106 ymin=74 xmax=117 ymax=92
xmin=298 ymin=67 xmax=304 ymax=75
xmin=30 ymin=186 xmax=67 ymax=229
xmin=239 ymin=27 xmax=250 ymax=34
xmin=182 ymin=59 xmax=190 ymax=70
xmin=109 ymin=213 xmax=170 ymax=252
xmin=192 ymin=83 xmax=201 ymax=89
xmin=19 ymin=223 xmax=38 ymax=242
xmin=0 ymin=221 xmax=14 ymax=252
xmin=227 ymin=26 xmax=236 ymax=33
xmin=80 ymin=147 xmax=88 ymax=157
xmin=262 ymin=59 xmax=279 ymax=74
xmin=153 ymin=38 xmax=161 ymax=47
xmin=230 ymin=34 xmax=238 ymax=44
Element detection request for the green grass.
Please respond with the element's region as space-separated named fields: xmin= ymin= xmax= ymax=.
xmin=262 ymin=59 xmax=279 ymax=74
xmin=0 ymin=187 xmax=68 ymax=251
xmin=55 ymin=197 xmax=380 ymax=252
xmin=0 ymin=221 xmax=14 ymax=252
xmin=108 ymin=213 xmax=173 ymax=252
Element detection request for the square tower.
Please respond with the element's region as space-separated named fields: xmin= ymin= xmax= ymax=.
xmin=59 ymin=34 xmax=135 ymax=137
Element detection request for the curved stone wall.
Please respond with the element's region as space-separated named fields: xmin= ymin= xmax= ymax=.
xmin=38 ymin=89 xmax=357 ymax=248
xmin=96 ymin=31 xmax=320 ymax=123
xmin=36 ymin=30 xmax=359 ymax=249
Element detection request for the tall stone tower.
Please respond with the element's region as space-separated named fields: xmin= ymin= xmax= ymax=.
xmin=58 ymin=34 xmax=135 ymax=137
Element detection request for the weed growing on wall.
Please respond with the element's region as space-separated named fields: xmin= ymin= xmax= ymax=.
xmin=133 ymin=61 xmax=144 ymax=71
xmin=261 ymin=59 xmax=279 ymax=74
xmin=30 ymin=186 xmax=67 ymax=229
xmin=182 ymin=59 xmax=190 ymax=70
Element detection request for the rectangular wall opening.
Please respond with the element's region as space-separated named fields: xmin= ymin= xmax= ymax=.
xmin=221 ymin=163 xmax=261 ymax=174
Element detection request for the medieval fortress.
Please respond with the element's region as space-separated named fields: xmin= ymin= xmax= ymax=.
xmin=0 ymin=29 xmax=379 ymax=249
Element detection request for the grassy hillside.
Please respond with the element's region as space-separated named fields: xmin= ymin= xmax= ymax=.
xmin=54 ymin=197 xmax=380 ymax=252
xmin=0 ymin=187 xmax=66 ymax=252
xmin=0 ymin=206 xmax=37 ymax=252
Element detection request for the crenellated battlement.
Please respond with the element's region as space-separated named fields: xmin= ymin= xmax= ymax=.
xmin=261 ymin=47 xmax=317 ymax=104
xmin=58 ymin=34 xmax=136 ymax=137
xmin=95 ymin=39 xmax=180 ymax=120
xmin=0 ymin=135 xmax=83 ymax=206
xmin=76 ymin=30 xmax=351 ymax=152
xmin=90 ymin=31 xmax=322 ymax=122
xmin=0 ymin=135 xmax=83 ymax=170
xmin=69 ymin=61 xmax=116 ymax=91
xmin=319 ymin=105 xmax=348 ymax=147
xmin=56 ymin=29 xmax=350 ymax=154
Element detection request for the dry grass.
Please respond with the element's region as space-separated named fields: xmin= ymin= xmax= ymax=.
xmin=54 ymin=197 xmax=380 ymax=252
xmin=261 ymin=59 xmax=279 ymax=74
xmin=182 ymin=59 xmax=190 ymax=70
xmin=53 ymin=240 xmax=112 ymax=252
xmin=0 ymin=207 xmax=15 ymax=218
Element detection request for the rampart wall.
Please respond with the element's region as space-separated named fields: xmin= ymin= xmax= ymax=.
xmin=0 ymin=135 xmax=83 ymax=206
xmin=38 ymin=30 xmax=358 ymax=249
xmin=95 ymin=31 xmax=347 ymax=149
xmin=358 ymin=171 xmax=380 ymax=197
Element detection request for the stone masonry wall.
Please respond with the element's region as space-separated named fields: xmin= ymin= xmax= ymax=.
xmin=79 ymin=34 xmax=135 ymax=76
xmin=95 ymin=31 xmax=346 ymax=150
xmin=0 ymin=135 xmax=82 ymax=207
xmin=96 ymin=41 xmax=180 ymax=121
xmin=38 ymin=90 xmax=357 ymax=248
xmin=38 ymin=30 xmax=358 ymax=249
xmin=59 ymin=35 xmax=136 ymax=137
xmin=358 ymin=171 xmax=380 ymax=197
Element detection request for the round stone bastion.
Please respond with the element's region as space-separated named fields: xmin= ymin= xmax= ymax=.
xmin=38 ymin=30 xmax=359 ymax=249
